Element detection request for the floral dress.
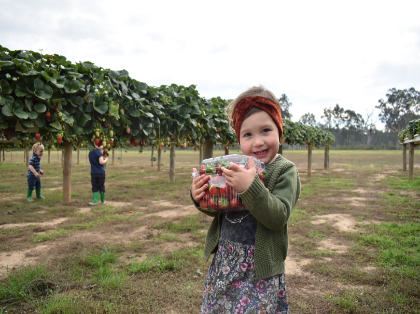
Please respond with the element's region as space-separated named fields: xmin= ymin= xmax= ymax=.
xmin=201 ymin=213 xmax=289 ymax=314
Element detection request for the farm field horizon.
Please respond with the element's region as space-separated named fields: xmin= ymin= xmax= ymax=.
xmin=1 ymin=149 xmax=419 ymax=313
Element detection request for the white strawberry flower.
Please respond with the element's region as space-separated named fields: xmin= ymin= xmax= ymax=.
xmin=104 ymin=91 xmax=108 ymax=94
xmin=36 ymin=59 xmax=41 ymax=63
xmin=22 ymin=50 xmax=26 ymax=53
xmin=95 ymin=89 xmax=99 ymax=92
xmin=6 ymin=73 xmax=11 ymax=79
xmin=5 ymin=51 xmax=9 ymax=55
xmin=60 ymin=65 xmax=65 ymax=69
xmin=12 ymin=77 xmax=18 ymax=81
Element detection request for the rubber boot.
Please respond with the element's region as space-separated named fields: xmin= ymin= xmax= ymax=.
xmin=36 ymin=189 xmax=45 ymax=199
xmin=89 ymin=192 xmax=100 ymax=206
xmin=100 ymin=192 xmax=106 ymax=204
xmin=27 ymin=190 xmax=33 ymax=201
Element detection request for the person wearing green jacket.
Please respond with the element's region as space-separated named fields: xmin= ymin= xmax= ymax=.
xmin=191 ymin=86 xmax=300 ymax=314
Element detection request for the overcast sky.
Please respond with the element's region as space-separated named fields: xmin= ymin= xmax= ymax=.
xmin=1 ymin=0 xmax=419 ymax=130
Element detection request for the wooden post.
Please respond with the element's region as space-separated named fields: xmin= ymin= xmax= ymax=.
xmin=324 ymin=146 xmax=329 ymax=170
xmin=151 ymin=146 xmax=155 ymax=167
xmin=203 ymin=137 xmax=213 ymax=159
xmin=23 ymin=150 xmax=26 ymax=163
xmin=63 ymin=141 xmax=72 ymax=203
xmin=121 ymin=148 xmax=122 ymax=164
xmin=199 ymin=146 xmax=203 ymax=164
xmin=169 ymin=145 xmax=175 ymax=183
xmin=158 ymin=147 xmax=162 ymax=171
xmin=112 ymin=148 xmax=115 ymax=165
xmin=225 ymin=146 xmax=229 ymax=155
xmin=278 ymin=144 xmax=283 ymax=155
xmin=307 ymin=146 xmax=312 ymax=177
xmin=403 ymin=143 xmax=407 ymax=171
xmin=408 ymin=142 xmax=414 ymax=181
xmin=26 ymin=149 xmax=29 ymax=167
xmin=77 ymin=147 xmax=80 ymax=165
xmin=57 ymin=148 xmax=59 ymax=162
xmin=61 ymin=150 xmax=64 ymax=168
xmin=2 ymin=149 xmax=4 ymax=161
xmin=48 ymin=148 xmax=51 ymax=164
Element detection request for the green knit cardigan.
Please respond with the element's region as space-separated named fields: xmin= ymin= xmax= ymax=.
xmin=192 ymin=155 xmax=301 ymax=279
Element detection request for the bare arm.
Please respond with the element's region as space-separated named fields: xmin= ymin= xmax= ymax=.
xmin=28 ymin=165 xmax=40 ymax=178
xmin=99 ymin=156 xmax=108 ymax=165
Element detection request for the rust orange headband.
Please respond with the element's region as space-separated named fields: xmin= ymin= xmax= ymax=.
xmin=232 ymin=96 xmax=283 ymax=143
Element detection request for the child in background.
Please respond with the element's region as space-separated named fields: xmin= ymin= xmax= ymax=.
xmin=88 ymin=142 xmax=108 ymax=205
xmin=27 ymin=143 xmax=45 ymax=201
xmin=191 ymin=86 xmax=301 ymax=314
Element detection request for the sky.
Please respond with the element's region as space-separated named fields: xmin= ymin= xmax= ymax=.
xmin=1 ymin=0 xmax=420 ymax=130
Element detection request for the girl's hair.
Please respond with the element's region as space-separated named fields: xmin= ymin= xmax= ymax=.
xmin=226 ymin=85 xmax=280 ymax=130
xmin=32 ymin=143 xmax=44 ymax=152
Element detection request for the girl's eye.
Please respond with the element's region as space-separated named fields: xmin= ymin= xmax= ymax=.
xmin=263 ymin=129 xmax=271 ymax=133
xmin=243 ymin=133 xmax=251 ymax=137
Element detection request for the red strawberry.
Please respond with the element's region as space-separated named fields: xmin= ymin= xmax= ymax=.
xmin=200 ymin=193 xmax=209 ymax=209
xmin=161 ymin=143 xmax=164 ymax=147
xmin=209 ymin=184 xmax=219 ymax=195
xmin=218 ymin=197 xmax=229 ymax=210
xmin=230 ymin=197 xmax=240 ymax=208
xmin=94 ymin=139 xmax=100 ymax=146
xmin=209 ymin=197 xmax=218 ymax=209
xmin=219 ymin=183 xmax=228 ymax=197
xmin=199 ymin=164 xmax=206 ymax=175
xmin=126 ymin=127 xmax=130 ymax=134
xmin=35 ymin=134 xmax=41 ymax=141
xmin=54 ymin=108 xmax=59 ymax=113
xmin=194 ymin=147 xmax=197 ymax=151
xmin=110 ymin=140 xmax=114 ymax=147
xmin=103 ymin=150 xmax=108 ymax=156
xmin=134 ymin=140 xmax=139 ymax=147
xmin=46 ymin=113 xmax=51 ymax=119
xmin=130 ymin=136 xmax=135 ymax=144
xmin=57 ymin=136 xmax=62 ymax=144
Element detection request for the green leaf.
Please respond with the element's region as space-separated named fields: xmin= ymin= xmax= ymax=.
xmin=35 ymin=116 xmax=45 ymax=128
xmin=14 ymin=110 xmax=29 ymax=119
xmin=87 ymin=141 xmax=95 ymax=151
xmin=25 ymin=99 xmax=33 ymax=112
xmin=34 ymin=78 xmax=53 ymax=100
xmin=0 ymin=79 xmax=12 ymax=95
xmin=20 ymin=119 xmax=34 ymax=128
xmin=109 ymin=102 xmax=119 ymax=119
xmin=64 ymin=79 xmax=82 ymax=93
xmin=129 ymin=108 xmax=140 ymax=117
xmin=28 ymin=111 xmax=38 ymax=119
xmin=0 ymin=95 xmax=14 ymax=106
xmin=34 ymin=103 xmax=47 ymax=113
xmin=0 ymin=61 xmax=14 ymax=69
xmin=49 ymin=77 xmax=65 ymax=89
xmin=78 ymin=114 xmax=90 ymax=126
xmin=1 ymin=104 xmax=13 ymax=117
xmin=49 ymin=121 xmax=62 ymax=130
xmin=93 ymin=101 xmax=108 ymax=114
xmin=144 ymin=112 xmax=154 ymax=118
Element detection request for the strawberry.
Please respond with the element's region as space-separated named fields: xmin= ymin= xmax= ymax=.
xmin=35 ymin=134 xmax=41 ymax=141
xmin=218 ymin=197 xmax=229 ymax=210
xmin=126 ymin=127 xmax=130 ymax=134
xmin=134 ymin=140 xmax=139 ymax=147
xmin=219 ymin=183 xmax=228 ymax=197
xmin=110 ymin=140 xmax=114 ymax=147
xmin=46 ymin=112 xmax=51 ymax=119
xmin=57 ymin=136 xmax=62 ymax=144
xmin=194 ymin=147 xmax=197 ymax=151
xmin=103 ymin=150 xmax=108 ymax=156
xmin=161 ymin=143 xmax=164 ymax=147
xmin=230 ymin=197 xmax=240 ymax=208
xmin=130 ymin=136 xmax=135 ymax=144
xmin=209 ymin=184 xmax=219 ymax=196
xmin=54 ymin=108 xmax=59 ymax=113
xmin=199 ymin=164 xmax=206 ymax=175
xmin=94 ymin=139 xmax=101 ymax=146
xmin=209 ymin=197 xmax=218 ymax=209
xmin=200 ymin=193 xmax=209 ymax=209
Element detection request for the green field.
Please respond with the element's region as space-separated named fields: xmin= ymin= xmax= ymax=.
xmin=0 ymin=149 xmax=419 ymax=313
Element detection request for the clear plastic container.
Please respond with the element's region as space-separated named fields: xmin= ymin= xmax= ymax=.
xmin=192 ymin=154 xmax=266 ymax=213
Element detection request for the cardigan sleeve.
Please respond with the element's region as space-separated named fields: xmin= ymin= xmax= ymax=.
xmin=239 ymin=164 xmax=300 ymax=231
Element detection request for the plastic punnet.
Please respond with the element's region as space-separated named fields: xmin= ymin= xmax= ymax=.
xmin=192 ymin=154 xmax=266 ymax=213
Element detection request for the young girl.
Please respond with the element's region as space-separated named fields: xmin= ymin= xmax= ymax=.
xmin=88 ymin=142 xmax=108 ymax=205
xmin=27 ymin=143 xmax=45 ymax=201
xmin=191 ymin=86 xmax=301 ymax=314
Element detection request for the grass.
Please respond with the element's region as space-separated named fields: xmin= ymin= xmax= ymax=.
xmin=0 ymin=149 xmax=420 ymax=313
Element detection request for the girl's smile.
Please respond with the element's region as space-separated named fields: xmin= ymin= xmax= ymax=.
xmin=239 ymin=110 xmax=280 ymax=164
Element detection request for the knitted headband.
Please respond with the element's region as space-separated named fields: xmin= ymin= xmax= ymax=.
xmin=232 ymin=96 xmax=283 ymax=143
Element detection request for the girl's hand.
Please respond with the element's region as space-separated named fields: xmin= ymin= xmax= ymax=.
xmin=191 ymin=168 xmax=210 ymax=203
xmin=35 ymin=173 xmax=40 ymax=178
xmin=40 ymin=170 xmax=45 ymax=175
xmin=221 ymin=156 xmax=256 ymax=193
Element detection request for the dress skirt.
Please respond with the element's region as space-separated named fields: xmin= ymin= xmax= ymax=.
xmin=201 ymin=238 xmax=289 ymax=314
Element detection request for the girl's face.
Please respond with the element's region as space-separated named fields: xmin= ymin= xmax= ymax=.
xmin=239 ymin=110 xmax=280 ymax=164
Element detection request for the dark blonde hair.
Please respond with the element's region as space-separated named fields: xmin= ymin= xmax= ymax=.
xmin=32 ymin=143 xmax=44 ymax=152
xmin=226 ymin=85 xmax=280 ymax=130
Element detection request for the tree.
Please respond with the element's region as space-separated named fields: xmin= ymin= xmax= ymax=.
xmin=299 ymin=112 xmax=317 ymax=126
xmin=278 ymin=94 xmax=293 ymax=120
xmin=376 ymin=87 xmax=420 ymax=132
